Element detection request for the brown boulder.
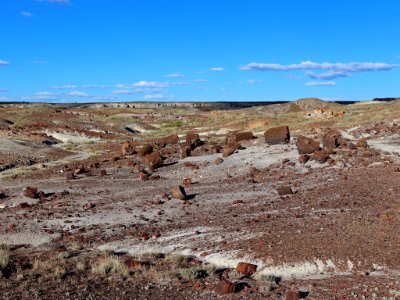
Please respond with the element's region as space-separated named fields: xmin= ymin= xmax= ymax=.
xmin=322 ymin=130 xmax=342 ymax=150
xmin=215 ymin=280 xmax=241 ymax=295
xmin=235 ymin=262 xmax=257 ymax=276
xmin=223 ymin=142 xmax=239 ymax=157
xmin=296 ymin=135 xmax=320 ymax=154
xmin=121 ymin=141 xmax=136 ymax=156
xmin=215 ymin=158 xmax=224 ymax=165
xmin=276 ymin=186 xmax=293 ymax=196
xmin=139 ymin=144 xmax=153 ymax=157
xmin=186 ymin=132 xmax=200 ymax=144
xmin=23 ymin=186 xmax=38 ymax=199
xmin=264 ymin=126 xmax=290 ymax=144
xmin=171 ymin=185 xmax=187 ymax=200
xmin=145 ymin=152 xmax=163 ymax=171
xmin=356 ymin=138 xmax=368 ymax=148
xmin=312 ymin=149 xmax=330 ymax=163
xmin=226 ymin=131 xmax=254 ymax=144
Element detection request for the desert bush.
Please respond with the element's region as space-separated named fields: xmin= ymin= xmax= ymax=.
xmin=91 ymin=255 xmax=128 ymax=276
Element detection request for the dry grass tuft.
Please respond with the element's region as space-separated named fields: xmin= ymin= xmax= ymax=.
xmin=91 ymin=255 xmax=128 ymax=276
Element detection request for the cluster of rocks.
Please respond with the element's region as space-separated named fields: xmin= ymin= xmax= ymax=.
xmin=304 ymin=108 xmax=345 ymax=119
xmin=296 ymin=129 xmax=369 ymax=164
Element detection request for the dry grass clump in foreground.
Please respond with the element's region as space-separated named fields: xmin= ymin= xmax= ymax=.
xmin=0 ymin=250 xmax=10 ymax=277
xmin=91 ymin=255 xmax=129 ymax=276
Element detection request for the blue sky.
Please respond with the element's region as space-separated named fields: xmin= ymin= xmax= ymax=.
xmin=1 ymin=0 xmax=400 ymax=102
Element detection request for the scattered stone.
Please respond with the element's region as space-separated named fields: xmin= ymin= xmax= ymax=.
xmin=138 ymin=171 xmax=149 ymax=181
xmin=264 ymin=126 xmax=290 ymax=144
xmin=215 ymin=158 xmax=224 ymax=165
xmin=83 ymin=203 xmax=95 ymax=210
xmin=323 ymin=130 xmax=342 ymax=150
xmin=232 ymin=200 xmax=244 ymax=204
xmin=23 ymin=186 xmax=38 ymax=199
xmin=235 ymin=262 xmax=257 ymax=276
xmin=296 ymin=135 xmax=320 ymax=154
xmin=139 ymin=144 xmax=153 ymax=157
xmin=215 ymin=280 xmax=240 ymax=295
xmin=356 ymin=138 xmax=368 ymax=148
xmin=171 ymin=185 xmax=187 ymax=200
xmin=298 ymin=154 xmax=309 ymax=164
xmin=183 ymin=178 xmax=192 ymax=186
xmin=312 ymin=150 xmax=330 ymax=164
xmin=226 ymin=131 xmax=254 ymax=144
xmin=66 ymin=172 xmax=76 ymax=180
xmin=99 ymin=169 xmax=107 ymax=176
xmin=186 ymin=132 xmax=200 ymax=144
xmin=145 ymin=152 xmax=163 ymax=171
xmin=223 ymin=142 xmax=239 ymax=158
xmin=19 ymin=202 xmax=31 ymax=209
xmin=121 ymin=141 xmax=136 ymax=156
xmin=276 ymin=185 xmax=293 ymax=195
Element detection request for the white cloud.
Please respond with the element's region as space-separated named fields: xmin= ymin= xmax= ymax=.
xmin=0 ymin=60 xmax=10 ymax=65
xmin=166 ymin=73 xmax=185 ymax=78
xmin=51 ymin=85 xmax=76 ymax=89
xmin=82 ymin=84 xmax=109 ymax=89
xmin=36 ymin=91 xmax=55 ymax=96
xmin=193 ymin=79 xmax=208 ymax=83
xmin=306 ymin=71 xmax=349 ymax=80
xmin=21 ymin=12 xmax=33 ymax=17
xmin=144 ymin=93 xmax=164 ymax=100
xmin=112 ymin=89 xmax=135 ymax=95
xmin=69 ymin=91 xmax=89 ymax=97
xmin=247 ymin=79 xmax=263 ymax=84
xmin=241 ymin=61 xmax=399 ymax=72
xmin=133 ymin=81 xmax=168 ymax=88
xmin=210 ymin=67 xmax=224 ymax=72
xmin=38 ymin=0 xmax=70 ymax=3
xmin=305 ymin=81 xmax=337 ymax=86
xmin=170 ymin=81 xmax=190 ymax=86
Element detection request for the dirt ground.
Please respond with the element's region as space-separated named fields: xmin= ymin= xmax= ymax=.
xmin=1 ymin=99 xmax=400 ymax=299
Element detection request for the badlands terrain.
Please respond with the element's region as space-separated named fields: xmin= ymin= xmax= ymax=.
xmin=0 ymin=98 xmax=400 ymax=299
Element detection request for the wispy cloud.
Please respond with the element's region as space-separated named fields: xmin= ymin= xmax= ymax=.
xmin=0 ymin=60 xmax=10 ymax=65
xmin=166 ymin=73 xmax=185 ymax=78
xmin=144 ymin=93 xmax=165 ymax=100
xmin=21 ymin=12 xmax=33 ymax=17
xmin=38 ymin=0 xmax=70 ymax=4
xmin=69 ymin=91 xmax=89 ymax=97
xmin=82 ymin=84 xmax=109 ymax=89
xmin=112 ymin=89 xmax=136 ymax=95
xmin=305 ymin=81 xmax=336 ymax=86
xmin=241 ymin=61 xmax=399 ymax=72
xmin=210 ymin=67 xmax=224 ymax=72
xmin=306 ymin=70 xmax=349 ymax=80
xmin=50 ymin=85 xmax=76 ymax=89
xmin=247 ymin=79 xmax=263 ymax=84
xmin=193 ymin=79 xmax=208 ymax=83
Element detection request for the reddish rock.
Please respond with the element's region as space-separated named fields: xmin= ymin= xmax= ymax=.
xmin=99 ymin=169 xmax=107 ymax=176
xmin=186 ymin=132 xmax=200 ymax=144
xmin=215 ymin=158 xmax=224 ymax=165
xmin=181 ymin=142 xmax=191 ymax=159
xmin=298 ymin=154 xmax=309 ymax=164
xmin=66 ymin=172 xmax=76 ymax=180
xmin=171 ymin=185 xmax=187 ymax=200
xmin=226 ymin=131 xmax=254 ymax=144
xmin=232 ymin=200 xmax=243 ymax=204
xmin=312 ymin=150 xmax=330 ymax=164
xmin=322 ymin=130 xmax=342 ymax=150
xmin=19 ymin=202 xmax=31 ymax=209
xmin=264 ymin=126 xmax=290 ymax=144
xmin=235 ymin=262 xmax=257 ymax=276
xmin=83 ymin=203 xmax=95 ymax=210
xmin=138 ymin=171 xmax=149 ymax=181
xmin=121 ymin=141 xmax=136 ymax=156
xmin=183 ymin=178 xmax=192 ymax=186
xmin=286 ymin=291 xmax=301 ymax=300
xmin=296 ymin=135 xmax=320 ymax=154
xmin=74 ymin=167 xmax=85 ymax=175
xmin=139 ymin=232 xmax=150 ymax=240
xmin=183 ymin=161 xmax=199 ymax=168
xmin=124 ymin=259 xmax=145 ymax=269
xmin=139 ymin=144 xmax=153 ymax=157
xmin=23 ymin=186 xmax=38 ymax=199
xmin=356 ymin=138 xmax=368 ymax=148
xmin=223 ymin=142 xmax=239 ymax=158
xmin=276 ymin=186 xmax=293 ymax=196
xmin=215 ymin=280 xmax=240 ymax=295
xmin=145 ymin=152 xmax=163 ymax=171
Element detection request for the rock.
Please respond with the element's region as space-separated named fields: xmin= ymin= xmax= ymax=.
xmin=356 ymin=138 xmax=368 ymax=148
xmin=99 ymin=169 xmax=107 ymax=176
xmin=139 ymin=144 xmax=153 ymax=157
xmin=215 ymin=280 xmax=240 ymax=295
xmin=286 ymin=291 xmax=301 ymax=300
xmin=66 ymin=173 xmax=76 ymax=180
xmin=264 ymin=126 xmax=290 ymax=144
xmin=312 ymin=150 xmax=330 ymax=164
xmin=215 ymin=158 xmax=224 ymax=165
xmin=83 ymin=203 xmax=95 ymax=210
xmin=138 ymin=171 xmax=149 ymax=181
xmin=226 ymin=131 xmax=254 ymax=144
xmin=223 ymin=142 xmax=239 ymax=158
xmin=171 ymin=185 xmax=187 ymax=200
xmin=276 ymin=186 xmax=293 ymax=196
xmin=322 ymin=130 xmax=342 ymax=150
xmin=186 ymin=132 xmax=200 ymax=144
xmin=145 ymin=152 xmax=163 ymax=171
xmin=235 ymin=262 xmax=257 ymax=276
xmin=232 ymin=200 xmax=244 ymax=204
xmin=183 ymin=178 xmax=192 ymax=186
xmin=121 ymin=141 xmax=136 ymax=156
xmin=19 ymin=202 xmax=31 ymax=209
xmin=299 ymin=154 xmax=310 ymax=164
xmin=296 ymin=135 xmax=320 ymax=154
xmin=124 ymin=259 xmax=146 ymax=269
xmin=23 ymin=186 xmax=38 ymax=199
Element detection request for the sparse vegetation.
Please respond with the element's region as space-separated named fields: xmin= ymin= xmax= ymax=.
xmin=91 ymin=255 xmax=128 ymax=276
xmin=179 ymin=267 xmax=203 ymax=280
xmin=0 ymin=250 xmax=10 ymax=276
